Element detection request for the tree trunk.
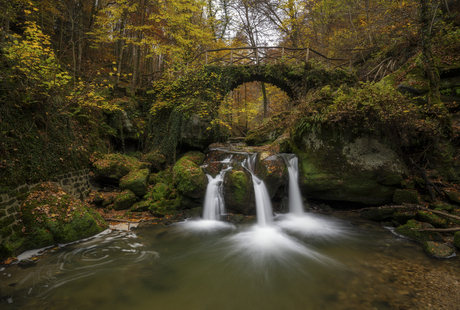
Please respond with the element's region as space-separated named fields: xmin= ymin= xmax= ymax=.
xmin=420 ymin=0 xmax=441 ymax=105
xmin=261 ymin=82 xmax=268 ymax=118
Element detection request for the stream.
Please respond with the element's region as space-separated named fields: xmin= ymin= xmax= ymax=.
xmin=1 ymin=213 xmax=460 ymax=310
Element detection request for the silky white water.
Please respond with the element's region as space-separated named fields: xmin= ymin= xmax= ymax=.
xmin=281 ymin=154 xmax=304 ymax=215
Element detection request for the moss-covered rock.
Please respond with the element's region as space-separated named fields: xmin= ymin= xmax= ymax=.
xmin=360 ymin=208 xmax=395 ymax=221
xmin=445 ymin=189 xmax=460 ymax=205
xmin=92 ymin=153 xmax=149 ymax=185
xmin=423 ymin=241 xmax=455 ymax=258
xmin=179 ymin=151 xmax=206 ymax=166
xmin=395 ymin=220 xmax=442 ymax=243
xmin=173 ymin=156 xmax=207 ymax=199
xmin=0 ymin=183 xmax=107 ymax=259
xmin=294 ymin=127 xmax=408 ymax=205
xmin=223 ymin=169 xmax=255 ymax=215
xmin=393 ymin=189 xmax=421 ymax=205
xmin=454 ymin=232 xmax=460 ymax=250
xmin=428 ymin=203 xmax=454 ymax=212
xmin=130 ymin=201 xmax=150 ymax=212
xmin=393 ymin=211 xmax=417 ymax=225
xmin=113 ymin=190 xmax=137 ymax=210
xmin=141 ymin=151 xmax=166 ymax=172
xmin=119 ymin=168 xmax=150 ymax=197
xmin=149 ymin=197 xmax=180 ymax=217
xmin=417 ymin=211 xmax=449 ymax=228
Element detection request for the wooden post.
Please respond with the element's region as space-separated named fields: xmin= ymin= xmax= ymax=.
xmin=306 ymin=48 xmax=310 ymax=63
xmin=255 ymin=47 xmax=259 ymax=65
xmin=231 ymin=49 xmax=233 ymax=65
xmin=205 ymin=51 xmax=208 ymax=65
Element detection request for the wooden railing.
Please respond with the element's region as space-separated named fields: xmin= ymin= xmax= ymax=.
xmin=201 ymin=46 xmax=352 ymax=71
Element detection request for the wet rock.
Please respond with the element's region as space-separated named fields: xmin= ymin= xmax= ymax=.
xmin=114 ymin=190 xmax=137 ymax=210
xmin=361 ymin=208 xmax=395 ymax=221
xmin=453 ymin=232 xmax=460 ymax=250
xmin=393 ymin=189 xmax=421 ymax=205
xmin=256 ymin=153 xmax=287 ymax=198
xmin=393 ymin=211 xmax=417 ymax=225
xmin=444 ymin=190 xmax=460 ymax=205
xmin=423 ymin=241 xmax=455 ymax=258
xmin=130 ymin=201 xmax=150 ymax=212
xmin=395 ymin=220 xmax=443 ymax=243
xmin=119 ymin=168 xmax=150 ymax=197
xmin=295 ymin=128 xmax=408 ymax=205
xmin=223 ymin=169 xmax=255 ymax=215
xmin=18 ymin=258 xmax=36 ymax=268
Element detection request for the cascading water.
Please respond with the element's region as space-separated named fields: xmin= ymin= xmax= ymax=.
xmin=243 ymin=154 xmax=273 ymax=227
xmin=175 ymin=156 xmax=234 ymax=233
xmin=281 ymin=154 xmax=304 ymax=215
xmin=202 ymin=167 xmax=231 ymax=221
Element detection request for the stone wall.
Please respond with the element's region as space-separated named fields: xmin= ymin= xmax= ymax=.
xmin=0 ymin=169 xmax=97 ymax=256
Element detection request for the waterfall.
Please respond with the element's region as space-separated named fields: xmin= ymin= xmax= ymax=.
xmin=243 ymin=154 xmax=273 ymax=227
xmin=281 ymin=154 xmax=304 ymax=215
xmin=202 ymin=173 xmax=226 ymax=220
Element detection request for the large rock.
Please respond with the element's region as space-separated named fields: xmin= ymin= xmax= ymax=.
xmin=294 ymin=127 xmax=408 ymax=205
xmin=119 ymin=168 xmax=150 ymax=197
xmin=223 ymin=169 xmax=255 ymax=215
xmin=92 ymin=153 xmax=149 ymax=185
xmin=173 ymin=154 xmax=207 ymax=199
xmin=423 ymin=241 xmax=454 ymax=258
xmin=0 ymin=183 xmax=107 ymax=258
xmin=113 ymin=190 xmax=137 ymax=210
xmin=256 ymin=152 xmax=287 ymax=198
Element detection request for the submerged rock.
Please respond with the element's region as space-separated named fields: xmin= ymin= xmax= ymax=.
xmin=360 ymin=208 xmax=395 ymax=221
xmin=423 ymin=241 xmax=455 ymax=258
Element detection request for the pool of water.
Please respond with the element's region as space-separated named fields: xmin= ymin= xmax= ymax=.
xmin=1 ymin=212 xmax=459 ymax=310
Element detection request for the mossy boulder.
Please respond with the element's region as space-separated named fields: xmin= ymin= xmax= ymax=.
xmin=141 ymin=151 xmax=166 ymax=172
xmin=0 ymin=183 xmax=107 ymax=259
xmin=119 ymin=168 xmax=150 ymax=197
xmin=294 ymin=127 xmax=408 ymax=205
xmin=417 ymin=211 xmax=449 ymax=228
xmin=245 ymin=112 xmax=288 ymax=146
xmin=395 ymin=220 xmax=442 ymax=243
xmin=130 ymin=201 xmax=150 ymax=212
xmin=173 ymin=155 xmax=207 ymax=199
xmin=423 ymin=241 xmax=455 ymax=258
xmin=179 ymin=151 xmax=206 ymax=166
xmin=445 ymin=189 xmax=460 ymax=205
xmin=454 ymin=232 xmax=460 ymax=250
xmin=113 ymin=190 xmax=137 ymax=210
xmin=429 ymin=203 xmax=454 ymax=212
xmin=393 ymin=189 xmax=421 ymax=205
xmin=149 ymin=197 xmax=180 ymax=217
xmin=223 ymin=169 xmax=255 ymax=215
xmin=92 ymin=153 xmax=149 ymax=185
xmin=360 ymin=208 xmax=395 ymax=221
xmin=393 ymin=211 xmax=417 ymax=225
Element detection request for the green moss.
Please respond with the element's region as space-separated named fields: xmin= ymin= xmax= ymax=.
xmin=423 ymin=241 xmax=454 ymax=258
xmin=179 ymin=151 xmax=206 ymax=165
xmin=119 ymin=168 xmax=150 ymax=197
xmin=393 ymin=211 xmax=417 ymax=225
xmin=417 ymin=211 xmax=449 ymax=228
xmin=230 ymin=171 xmax=249 ymax=204
xmin=114 ymin=190 xmax=137 ymax=210
xmin=395 ymin=220 xmax=442 ymax=243
xmin=393 ymin=189 xmax=421 ymax=205
xmin=173 ymin=158 xmax=207 ymax=199
xmin=454 ymin=232 xmax=460 ymax=250
xmin=93 ymin=153 xmax=149 ymax=183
